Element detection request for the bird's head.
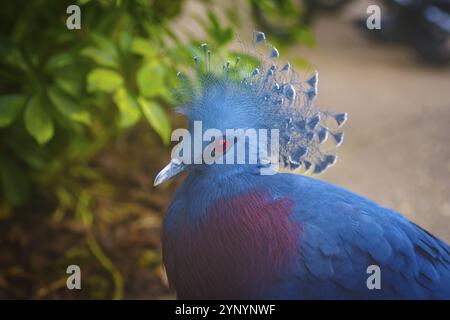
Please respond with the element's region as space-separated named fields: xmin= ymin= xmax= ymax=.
xmin=154 ymin=32 xmax=347 ymax=186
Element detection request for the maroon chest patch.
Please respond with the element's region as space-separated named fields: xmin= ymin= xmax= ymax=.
xmin=162 ymin=191 xmax=301 ymax=299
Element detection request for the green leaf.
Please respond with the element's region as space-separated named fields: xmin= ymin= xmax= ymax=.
xmin=81 ymin=47 xmax=118 ymax=68
xmin=0 ymin=94 xmax=26 ymax=127
xmin=54 ymin=76 xmax=83 ymax=97
xmin=91 ymin=33 xmax=119 ymax=61
xmin=206 ymin=10 xmax=233 ymax=45
xmin=137 ymin=62 xmax=165 ymax=98
xmin=0 ymin=155 xmax=31 ymax=206
xmin=293 ymin=28 xmax=315 ymax=47
xmin=87 ymin=68 xmax=123 ymax=93
xmin=119 ymin=30 xmax=133 ymax=53
xmin=45 ymin=52 xmax=75 ymax=71
xmin=81 ymin=33 xmax=120 ymax=68
xmin=24 ymin=95 xmax=54 ymax=145
xmin=131 ymin=38 xmax=157 ymax=58
xmin=292 ymin=57 xmax=311 ymax=70
xmin=2 ymin=47 xmax=27 ymax=71
xmin=48 ymin=86 xmax=91 ymax=124
xmin=6 ymin=132 xmax=48 ymax=169
xmin=113 ymin=87 xmax=142 ymax=128
xmin=138 ymin=97 xmax=171 ymax=144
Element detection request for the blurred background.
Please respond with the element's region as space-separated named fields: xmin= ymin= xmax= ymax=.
xmin=0 ymin=0 xmax=448 ymax=299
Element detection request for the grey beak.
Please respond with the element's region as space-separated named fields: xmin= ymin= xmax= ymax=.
xmin=153 ymin=158 xmax=188 ymax=186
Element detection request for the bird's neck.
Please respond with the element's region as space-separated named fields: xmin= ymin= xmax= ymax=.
xmin=162 ymin=186 xmax=301 ymax=299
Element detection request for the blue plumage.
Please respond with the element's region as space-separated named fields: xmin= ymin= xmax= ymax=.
xmin=162 ymin=169 xmax=450 ymax=299
xmin=155 ymin=32 xmax=450 ymax=299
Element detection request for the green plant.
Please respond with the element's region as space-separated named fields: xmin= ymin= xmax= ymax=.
xmin=0 ymin=0 xmax=189 ymax=209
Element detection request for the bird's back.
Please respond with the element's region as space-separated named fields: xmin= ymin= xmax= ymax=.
xmin=271 ymin=173 xmax=450 ymax=299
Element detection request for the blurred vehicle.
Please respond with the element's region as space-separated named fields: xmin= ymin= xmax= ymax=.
xmin=357 ymin=0 xmax=450 ymax=65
